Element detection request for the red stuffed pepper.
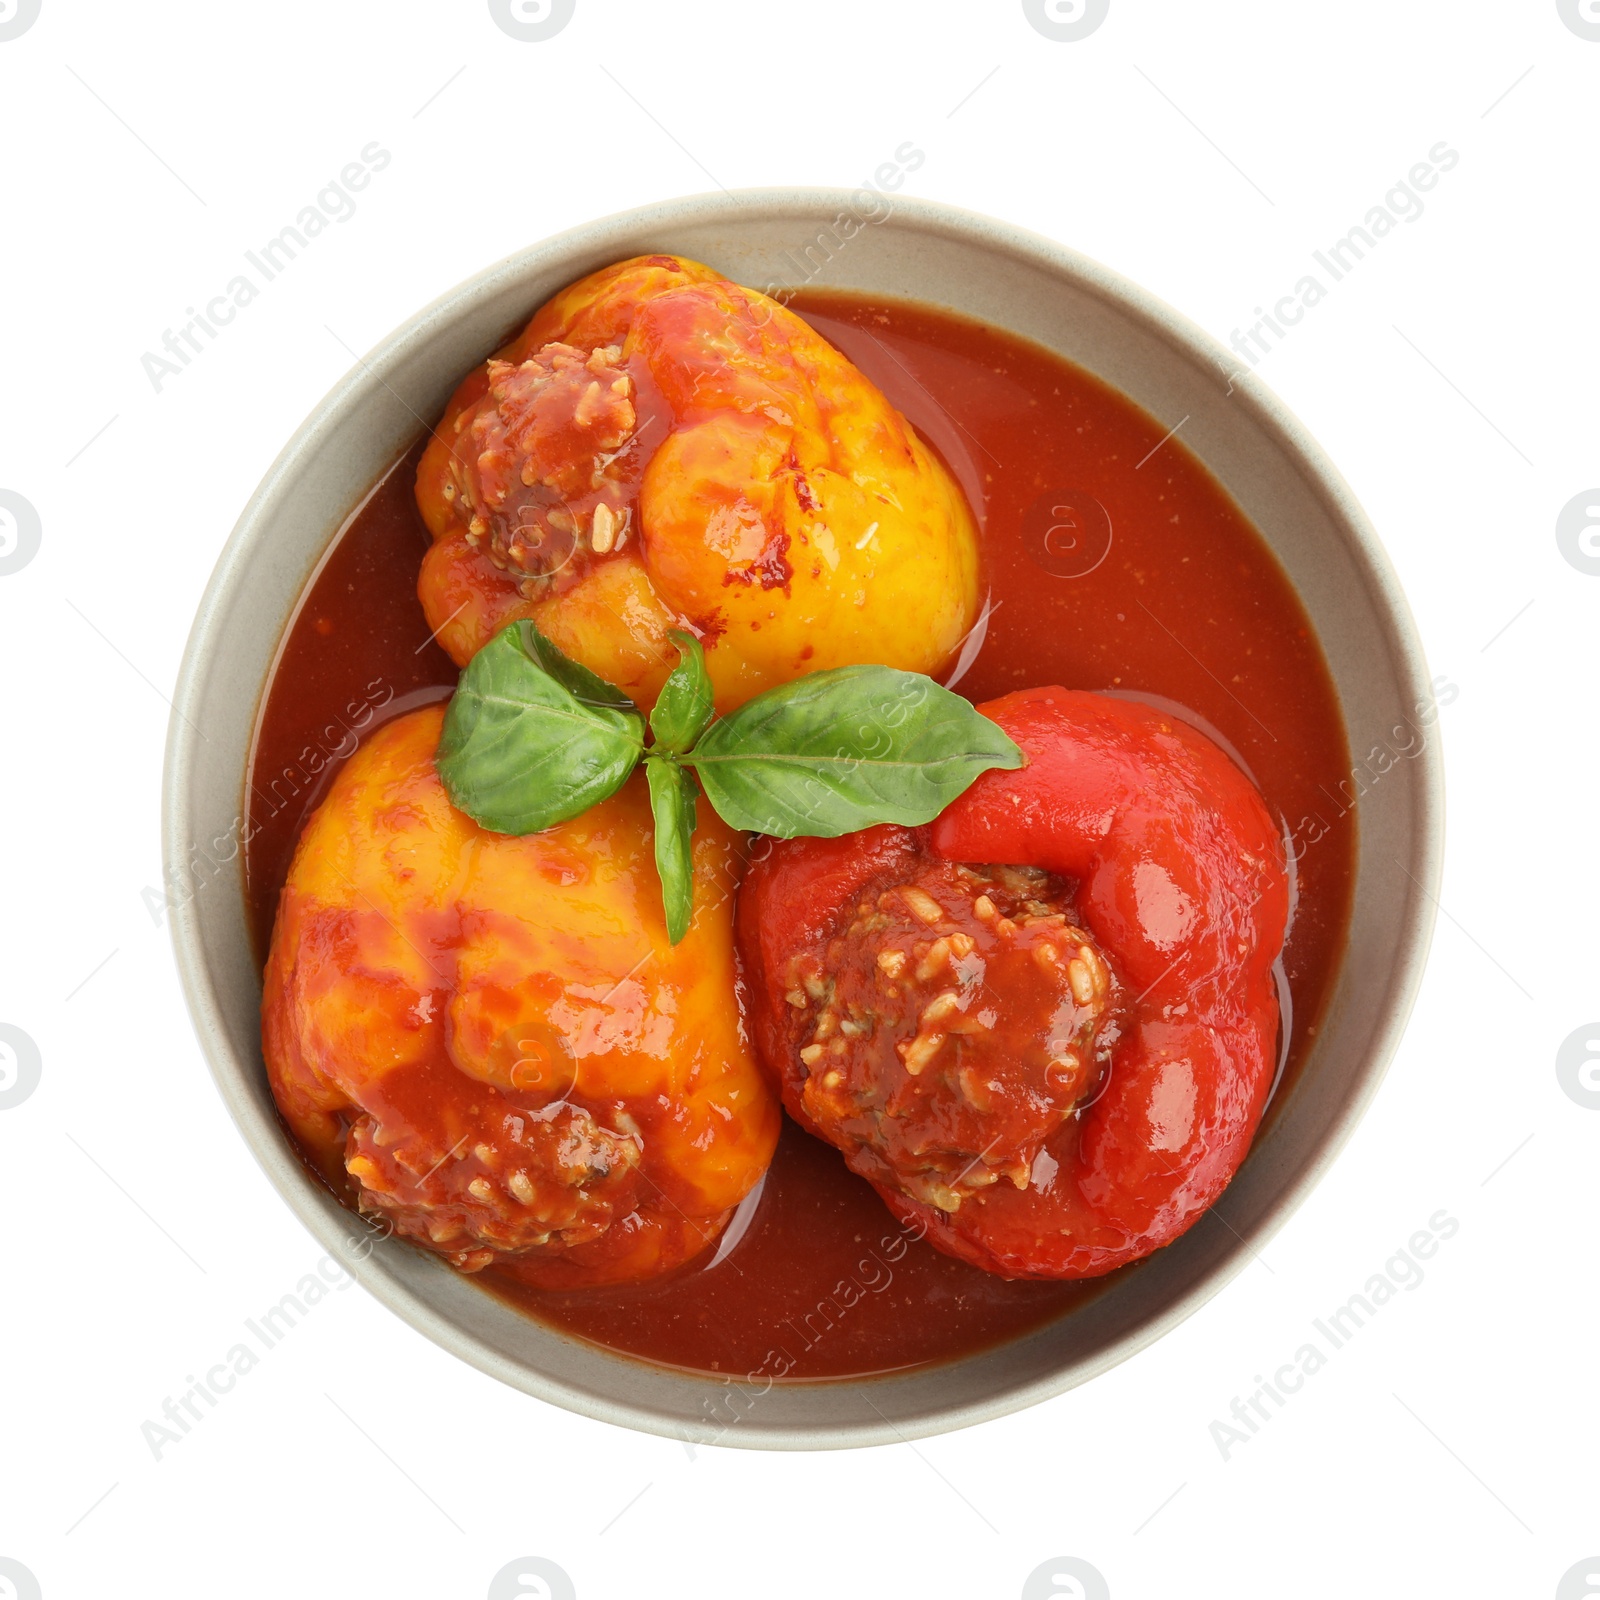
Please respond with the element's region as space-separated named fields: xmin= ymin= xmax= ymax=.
xmin=736 ymin=687 xmax=1290 ymax=1279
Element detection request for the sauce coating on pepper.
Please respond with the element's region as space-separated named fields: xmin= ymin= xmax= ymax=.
xmin=245 ymin=291 xmax=1353 ymax=1377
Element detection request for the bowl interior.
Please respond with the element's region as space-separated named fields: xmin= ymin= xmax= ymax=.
xmin=165 ymin=191 xmax=1440 ymax=1449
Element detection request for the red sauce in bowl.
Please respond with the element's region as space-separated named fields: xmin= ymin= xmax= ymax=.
xmin=244 ymin=292 xmax=1354 ymax=1380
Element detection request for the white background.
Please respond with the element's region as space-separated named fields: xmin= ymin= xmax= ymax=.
xmin=2 ymin=2 xmax=1596 ymax=1596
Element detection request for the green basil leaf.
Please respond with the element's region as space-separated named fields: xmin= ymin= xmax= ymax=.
xmin=645 ymin=756 xmax=698 ymax=944
xmin=649 ymin=630 xmax=715 ymax=754
xmin=518 ymin=619 xmax=640 ymax=713
xmin=436 ymin=621 xmax=644 ymax=835
xmin=684 ymin=664 xmax=1023 ymax=838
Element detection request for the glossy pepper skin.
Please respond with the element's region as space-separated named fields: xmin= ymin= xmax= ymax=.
xmin=262 ymin=705 xmax=779 ymax=1289
xmin=415 ymin=254 xmax=981 ymax=713
xmin=736 ymin=688 xmax=1290 ymax=1280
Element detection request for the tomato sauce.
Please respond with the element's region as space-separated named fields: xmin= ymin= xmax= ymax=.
xmin=244 ymin=291 xmax=1353 ymax=1380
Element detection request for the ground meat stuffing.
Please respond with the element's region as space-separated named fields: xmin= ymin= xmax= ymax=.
xmin=785 ymin=860 xmax=1118 ymax=1215
xmin=344 ymin=1099 xmax=643 ymax=1272
xmin=451 ymin=340 xmax=643 ymax=591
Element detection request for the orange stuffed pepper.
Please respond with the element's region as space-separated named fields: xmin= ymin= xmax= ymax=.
xmin=414 ymin=255 xmax=981 ymax=712
xmin=263 ymin=705 xmax=779 ymax=1289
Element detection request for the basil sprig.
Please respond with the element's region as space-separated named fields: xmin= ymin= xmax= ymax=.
xmin=687 ymin=663 xmax=1023 ymax=836
xmin=434 ymin=622 xmax=644 ymax=835
xmin=437 ymin=621 xmax=1024 ymax=943
xmin=649 ymin=629 xmax=715 ymax=753
xmin=644 ymin=755 xmax=698 ymax=943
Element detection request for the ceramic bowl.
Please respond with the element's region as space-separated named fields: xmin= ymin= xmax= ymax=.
xmin=164 ymin=190 xmax=1442 ymax=1449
